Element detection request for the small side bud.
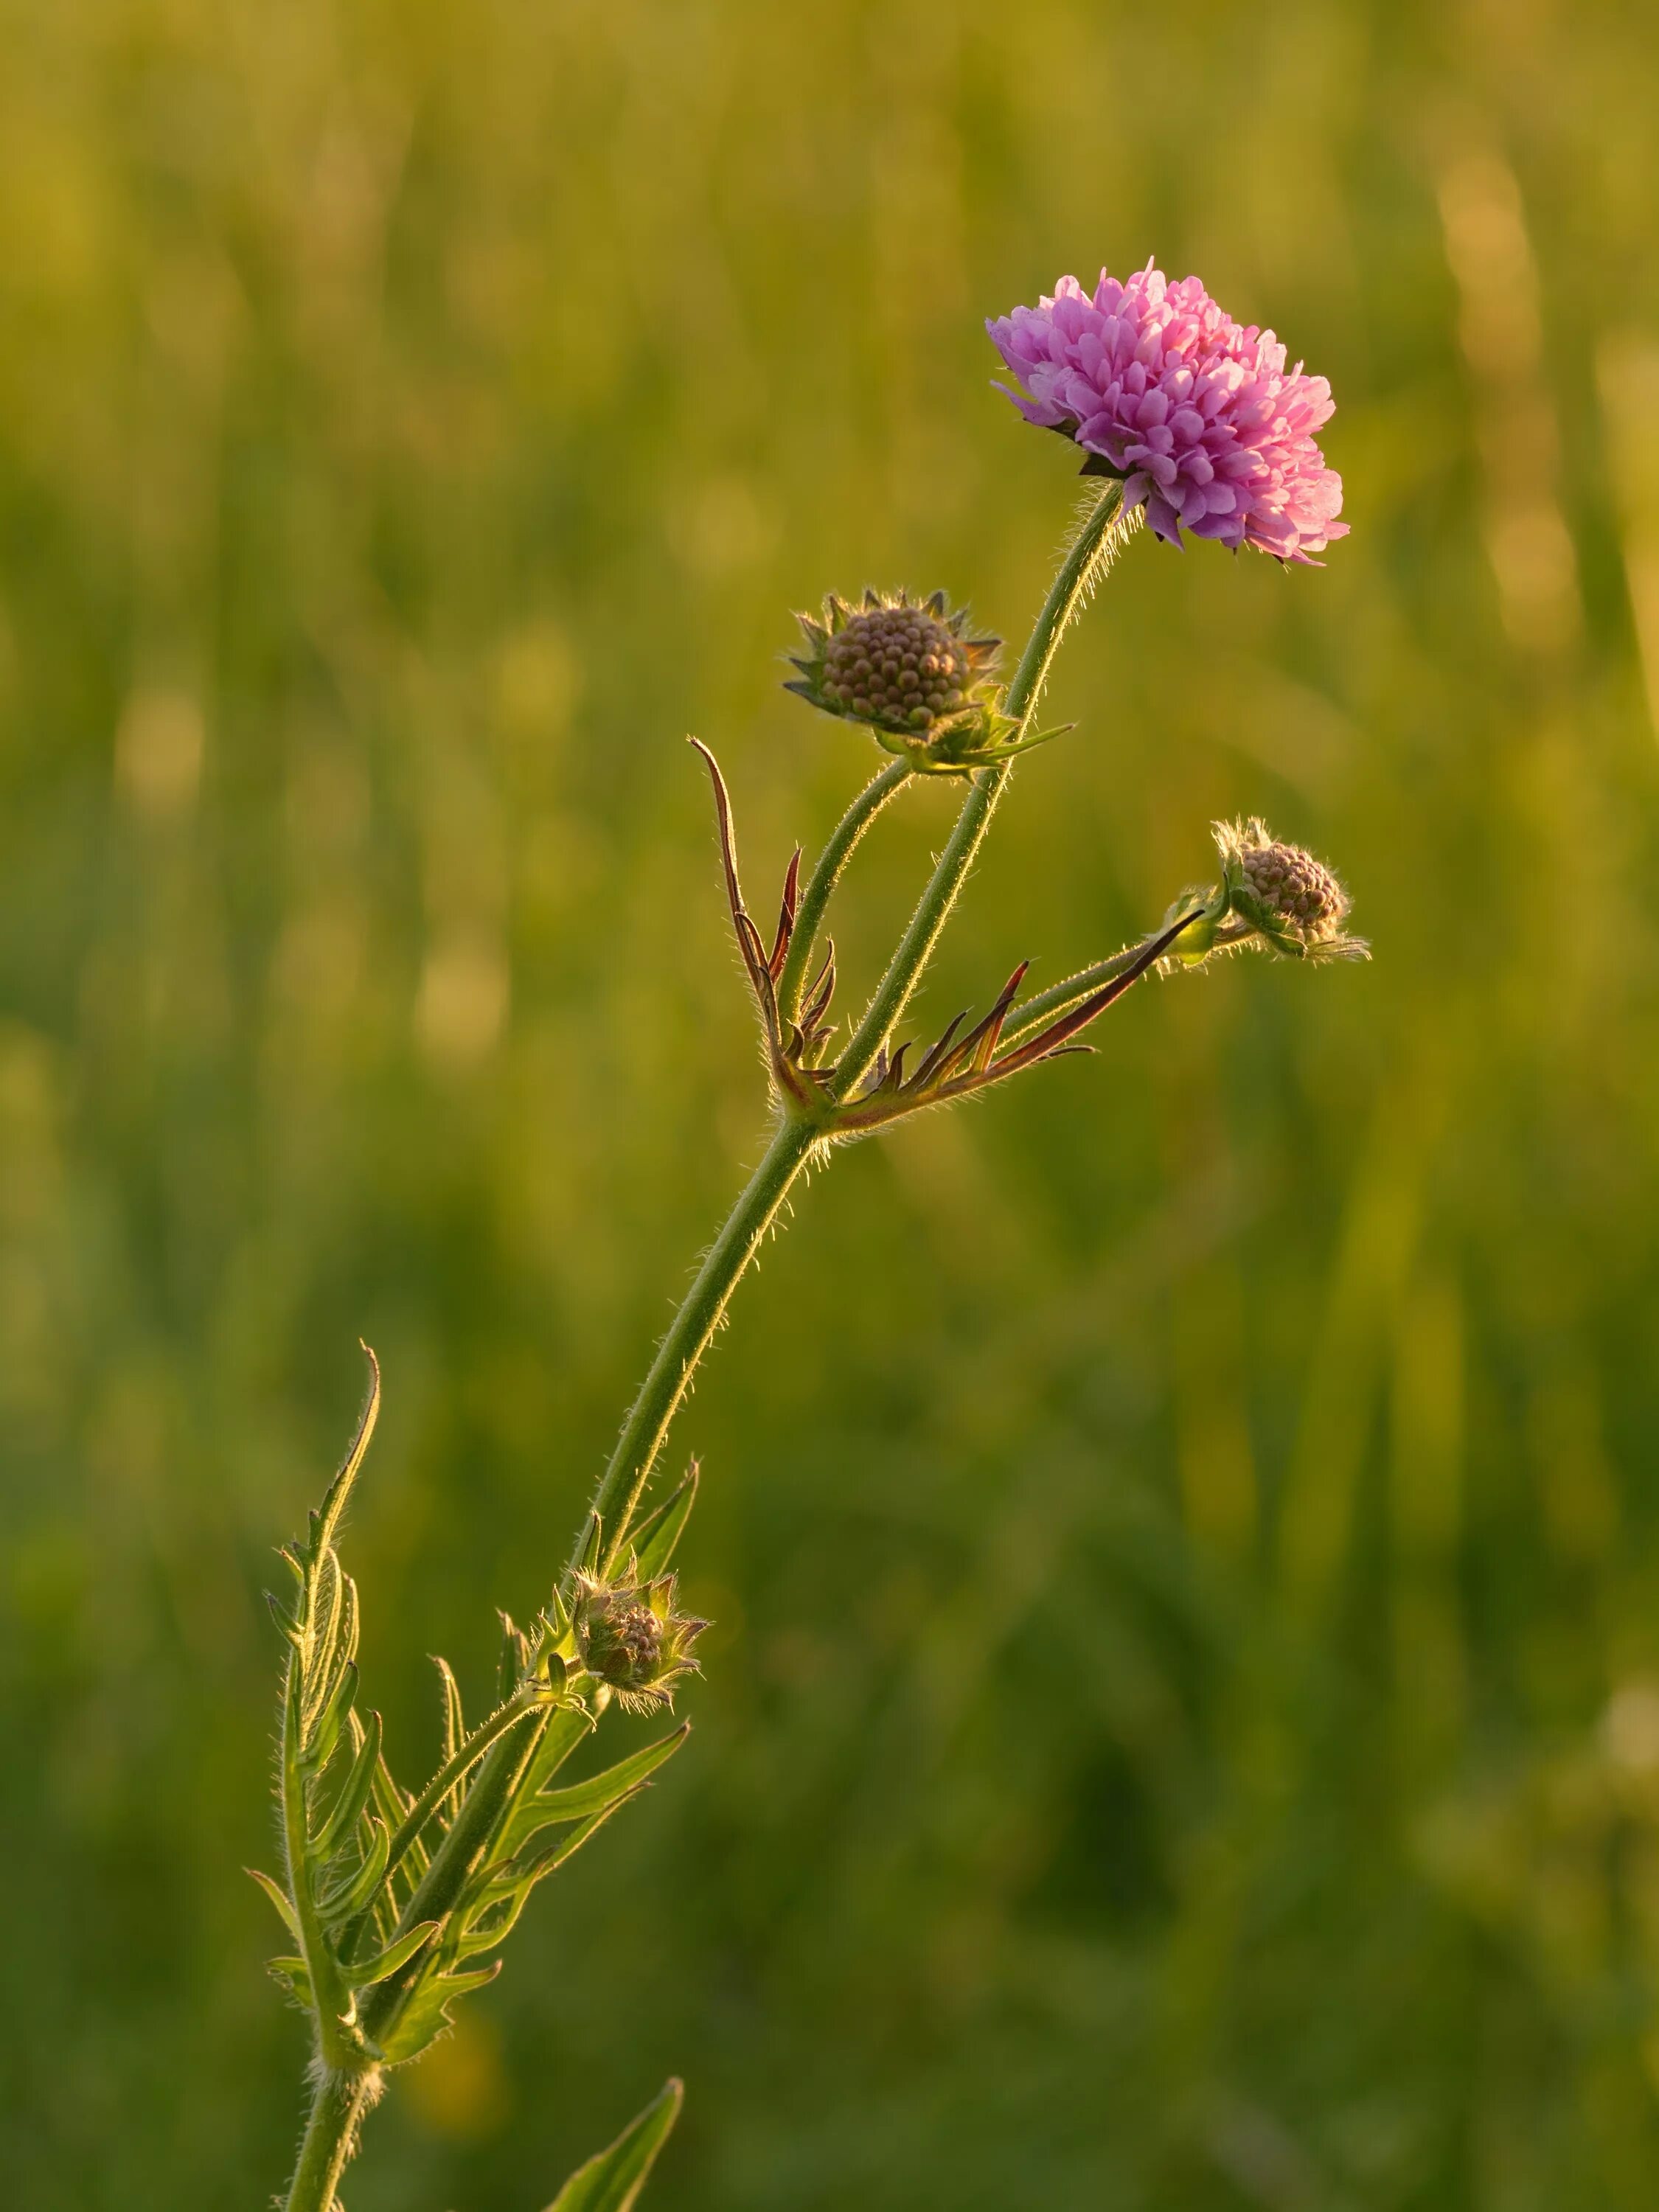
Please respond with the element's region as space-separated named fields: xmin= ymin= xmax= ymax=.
xmin=1174 ymin=818 xmax=1367 ymax=965
xmin=571 ymin=1572 xmax=707 ymax=1714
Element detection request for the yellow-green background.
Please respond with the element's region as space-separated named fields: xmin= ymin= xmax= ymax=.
xmin=4 ymin=1 xmax=1659 ymax=2205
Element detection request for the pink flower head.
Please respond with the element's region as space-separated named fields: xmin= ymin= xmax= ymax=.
xmin=987 ymin=262 xmax=1347 ymax=563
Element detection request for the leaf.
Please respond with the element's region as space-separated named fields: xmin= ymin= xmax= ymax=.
xmin=433 ymin=1653 xmax=467 ymax=1818
xmin=576 ymin=1511 xmax=604 ymax=1579
xmin=302 ymin=1653 xmax=359 ymax=1773
xmin=621 ymin=1462 xmax=700 ymax=1579
xmin=347 ymin=1919 xmax=441 ymax=1991
xmin=455 ymin=1792 xmax=644 ymax=1958
xmin=267 ymin=1955 xmax=314 ymax=2008
xmin=317 ymin=1816 xmax=390 ymax=1922
xmin=377 ymin=1961 xmax=503 ymax=2066
xmin=500 ymin=1726 xmax=688 ymax=1857
xmin=504 ymin=1791 xmax=644 ymax=1887
xmin=540 ymin=2079 xmax=684 ymax=2212
xmin=246 ymin=1867 xmax=302 ymax=1944
xmin=313 ymin=1708 xmax=383 ymax=1860
xmin=519 ymin=1701 xmax=595 ymax=1798
xmin=310 ymin=1344 xmax=381 ymax=1562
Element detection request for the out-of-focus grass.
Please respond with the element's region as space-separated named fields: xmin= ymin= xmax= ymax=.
xmin=3 ymin=1 xmax=1659 ymax=2205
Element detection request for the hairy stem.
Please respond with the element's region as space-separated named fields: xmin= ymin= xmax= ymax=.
xmin=832 ymin=484 xmax=1127 ymax=1100
xmin=1000 ymin=908 xmax=1204 ymax=1048
xmin=576 ymin=1115 xmax=820 ymax=1576
xmin=285 ymin=2069 xmax=376 ymax=2212
xmin=775 ymin=758 xmax=911 ymax=1029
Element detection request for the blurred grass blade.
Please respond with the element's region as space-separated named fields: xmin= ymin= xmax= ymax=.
xmin=540 ymin=2079 xmax=684 ymax=2212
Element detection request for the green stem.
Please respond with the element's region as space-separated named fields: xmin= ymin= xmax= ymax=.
xmin=285 ymin=2068 xmax=375 ymax=2212
xmin=1000 ymin=922 xmax=1199 ymax=1048
xmin=576 ymin=1114 xmax=821 ymax=1576
xmin=774 ymin=758 xmax=911 ymax=1029
xmin=832 ymin=484 xmax=1127 ymax=1100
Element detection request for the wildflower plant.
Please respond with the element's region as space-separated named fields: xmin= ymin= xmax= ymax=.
xmin=257 ymin=262 xmax=1362 ymax=2210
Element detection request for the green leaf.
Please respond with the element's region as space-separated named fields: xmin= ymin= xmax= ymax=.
xmin=498 ymin=1610 xmax=532 ymax=1703
xmin=522 ymin=1701 xmax=594 ymax=1792
xmin=302 ymin=1653 xmax=359 ymax=1773
xmin=347 ymin=1919 xmax=440 ymax=1990
xmin=576 ymin=1510 xmax=604 ymax=1578
xmin=266 ymin=1955 xmax=314 ymax=2008
xmin=313 ymin=1708 xmax=383 ymax=1860
xmin=505 ymin=1791 xmax=642 ymax=1887
xmin=317 ymin=1815 xmax=389 ymax=1922
xmin=310 ymin=1344 xmax=381 ymax=1562
xmin=621 ymin=1461 xmax=700 ymax=1579
xmin=501 ymin=1725 xmax=687 ymax=1857
xmin=436 ymin=1663 xmax=469 ymax=1814
xmin=246 ymin=1867 xmax=302 ymax=1944
xmin=377 ymin=1961 xmax=502 ymax=2066
xmin=540 ymin=2079 xmax=683 ymax=2212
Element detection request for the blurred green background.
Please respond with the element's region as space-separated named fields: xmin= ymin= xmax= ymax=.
xmin=4 ymin=1 xmax=1659 ymax=2205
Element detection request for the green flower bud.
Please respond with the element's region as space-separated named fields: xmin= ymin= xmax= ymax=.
xmin=572 ymin=1571 xmax=706 ymax=1714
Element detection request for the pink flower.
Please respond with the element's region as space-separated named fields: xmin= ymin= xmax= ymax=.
xmin=987 ymin=262 xmax=1347 ymax=563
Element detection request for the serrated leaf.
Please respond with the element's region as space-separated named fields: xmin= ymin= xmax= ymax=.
xmin=622 ymin=1463 xmax=700 ymax=1579
xmin=246 ymin=1867 xmax=302 ymax=1944
xmin=501 ymin=1726 xmax=687 ymax=1857
xmin=347 ymin=1919 xmax=440 ymax=1990
xmin=540 ymin=2079 xmax=683 ymax=2212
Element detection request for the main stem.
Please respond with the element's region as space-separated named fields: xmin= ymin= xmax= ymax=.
xmin=287 ymin=2070 xmax=375 ymax=2212
xmin=576 ymin=1114 xmax=820 ymax=1575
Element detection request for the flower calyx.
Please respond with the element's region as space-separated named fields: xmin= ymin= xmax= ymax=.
xmin=571 ymin=1569 xmax=706 ymax=1715
xmin=1170 ymin=818 xmax=1368 ymax=966
xmin=786 ymin=589 xmax=1059 ymax=775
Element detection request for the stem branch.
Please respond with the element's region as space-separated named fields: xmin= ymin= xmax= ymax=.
xmin=775 ymin=759 xmax=911 ymax=1028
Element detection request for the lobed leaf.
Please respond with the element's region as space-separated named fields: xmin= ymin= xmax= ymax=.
xmin=499 ymin=1725 xmax=688 ymax=1858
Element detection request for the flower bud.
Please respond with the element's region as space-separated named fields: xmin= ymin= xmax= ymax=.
xmin=571 ymin=1571 xmax=706 ymax=1714
xmin=1172 ymin=818 xmax=1366 ymax=964
xmin=785 ymin=589 xmax=1004 ymax=762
